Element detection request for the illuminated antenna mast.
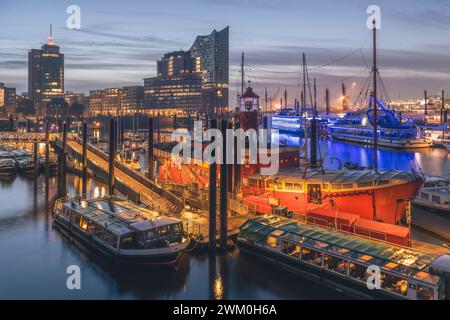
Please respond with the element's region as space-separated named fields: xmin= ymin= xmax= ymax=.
xmin=47 ymin=24 xmax=55 ymax=45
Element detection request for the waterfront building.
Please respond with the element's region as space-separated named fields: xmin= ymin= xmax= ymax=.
xmin=0 ymin=83 xmax=17 ymax=115
xmin=64 ymin=91 xmax=85 ymax=106
xmin=28 ymin=27 xmax=64 ymax=116
xmin=103 ymin=88 xmax=123 ymax=115
xmin=144 ymin=27 xmax=229 ymax=115
xmin=190 ymin=26 xmax=229 ymax=114
xmin=122 ymin=86 xmax=144 ymax=114
xmin=88 ymin=90 xmax=105 ymax=115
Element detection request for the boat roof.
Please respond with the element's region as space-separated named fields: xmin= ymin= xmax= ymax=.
xmin=242 ymin=216 xmax=440 ymax=274
xmin=63 ymin=198 xmax=181 ymax=236
xmin=250 ymin=168 xmax=417 ymax=184
xmin=131 ymin=218 xmax=180 ymax=232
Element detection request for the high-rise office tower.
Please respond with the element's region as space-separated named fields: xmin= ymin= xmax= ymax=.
xmin=28 ymin=25 xmax=64 ymax=116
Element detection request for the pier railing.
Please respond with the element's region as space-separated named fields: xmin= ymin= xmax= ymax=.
xmin=70 ymin=136 xmax=184 ymax=211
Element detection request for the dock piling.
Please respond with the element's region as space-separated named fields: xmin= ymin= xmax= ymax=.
xmin=45 ymin=120 xmax=50 ymax=178
xmin=148 ymin=117 xmax=154 ymax=180
xmin=62 ymin=122 xmax=67 ymax=193
xmin=227 ymin=121 xmax=233 ymax=193
xmin=209 ymin=119 xmax=218 ymax=253
xmin=220 ymin=119 xmax=228 ymax=251
xmin=108 ymin=118 xmax=117 ymax=196
xmin=81 ymin=121 xmax=88 ymax=198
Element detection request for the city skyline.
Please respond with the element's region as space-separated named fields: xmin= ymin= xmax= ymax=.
xmin=1 ymin=0 xmax=450 ymax=105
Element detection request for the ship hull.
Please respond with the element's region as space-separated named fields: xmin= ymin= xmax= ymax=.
xmin=243 ymin=180 xmax=422 ymax=224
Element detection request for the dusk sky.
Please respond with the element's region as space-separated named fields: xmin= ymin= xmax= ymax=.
xmin=1 ymin=0 xmax=450 ymax=107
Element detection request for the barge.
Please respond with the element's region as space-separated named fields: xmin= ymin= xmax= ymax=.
xmin=237 ymin=215 xmax=450 ymax=300
xmin=53 ymin=197 xmax=189 ymax=265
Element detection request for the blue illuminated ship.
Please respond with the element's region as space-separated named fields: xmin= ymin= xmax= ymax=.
xmin=328 ymin=97 xmax=432 ymax=149
xmin=271 ymin=108 xmax=305 ymax=136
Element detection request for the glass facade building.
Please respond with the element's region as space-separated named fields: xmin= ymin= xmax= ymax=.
xmin=28 ymin=33 xmax=64 ymax=116
xmin=144 ymin=27 xmax=229 ymax=114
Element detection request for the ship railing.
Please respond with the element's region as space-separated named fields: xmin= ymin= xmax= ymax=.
xmin=181 ymin=218 xmax=208 ymax=239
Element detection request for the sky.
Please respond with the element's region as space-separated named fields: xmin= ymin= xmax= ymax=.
xmin=1 ymin=0 xmax=450 ymax=108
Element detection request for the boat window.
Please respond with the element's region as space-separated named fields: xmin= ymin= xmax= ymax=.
xmin=381 ymin=273 xmax=408 ymax=296
xmin=432 ymin=195 xmax=441 ymax=204
xmin=349 ymin=262 xmax=368 ymax=282
xmin=342 ymin=183 xmax=353 ymax=189
xmin=323 ymin=255 xmax=348 ymax=275
xmin=377 ymin=180 xmax=389 ymax=186
xmin=281 ymin=240 xmax=300 ymax=258
xmin=417 ymin=284 xmax=434 ymax=300
xmin=158 ymin=225 xmax=170 ymax=237
xmin=72 ymin=213 xmax=81 ymax=225
xmin=145 ymin=229 xmax=158 ymax=241
xmin=102 ymin=231 xmax=118 ymax=248
xmin=421 ymin=192 xmax=429 ymax=200
xmin=293 ymin=183 xmax=302 ymax=191
xmin=119 ymin=235 xmax=134 ymax=249
xmin=267 ymin=181 xmax=274 ymax=189
xmin=171 ymin=223 xmax=182 ymax=234
xmin=301 ymin=247 xmax=323 ymax=266
xmin=249 ymin=179 xmax=257 ymax=187
xmin=276 ymin=182 xmax=283 ymax=190
xmin=357 ymin=182 xmax=373 ymax=188
xmin=79 ymin=217 xmax=88 ymax=231
xmin=331 ymin=184 xmax=342 ymax=190
xmin=266 ymin=236 xmax=278 ymax=249
xmin=285 ymin=183 xmax=293 ymax=190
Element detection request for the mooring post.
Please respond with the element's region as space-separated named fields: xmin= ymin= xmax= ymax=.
xmin=148 ymin=117 xmax=154 ymax=180
xmin=62 ymin=122 xmax=67 ymax=191
xmin=108 ymin=118 xmax=116 ymax=196
xmin=220 ymin=119 xmax=228 ymax=251
xmin=233 ymin=121 xmax=241 ymax=193
xmin=9 ymin=114 xmax=14 ymax=131
xmin=209 ymin=119 xmax=218 ymax=253
xmin=45 ymin=120 xmax=50 ymax=178
xmin=120 ymin=117 xmax=125 ymax=147
xmin=227 ymin=121 xmax=233 ymax=193
xmin=157 ymin=113 xmax=161 ymax=144
xmin=33 ymin=142 xmax=38 ymax=174
xmin=81 ymin=121 xmax=88 ymax=198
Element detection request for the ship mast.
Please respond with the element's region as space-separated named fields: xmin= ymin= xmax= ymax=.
xmin=372 ymin=19 xmax=378 ymax=173
xmin=241 ymin=52 xmax=245 ymax=96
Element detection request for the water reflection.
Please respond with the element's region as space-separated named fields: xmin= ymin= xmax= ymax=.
xmin=0 ymin=173 xmax=349 ymax=299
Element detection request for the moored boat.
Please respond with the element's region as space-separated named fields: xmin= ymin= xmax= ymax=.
xmin=237 ymin=215 xmax=450 ymax=300
xmin=242 ymin=168 xmax=423 ymax=224
xmin=0 ymin=158 xmax=17 ymax=176
xmin=328 ymin=101 xmax=432 ymax=149
xmin=15 ymin=157 xmax=36 ymax=174
xmin=53 ymin=197 xmax=189 ymax=265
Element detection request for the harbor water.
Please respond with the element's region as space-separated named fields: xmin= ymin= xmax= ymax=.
xmin=0 ymin=139 xmax=447 ymax=299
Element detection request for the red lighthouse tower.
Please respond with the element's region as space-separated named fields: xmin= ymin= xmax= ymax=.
xmin=239 ymin=85 xmax=259 ymax=131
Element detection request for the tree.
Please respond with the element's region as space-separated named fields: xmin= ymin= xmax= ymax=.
xmin=70 ymin=102 xmax=85 ymax=118
xmin=16 ymin=99 xmax=35 ymax=116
